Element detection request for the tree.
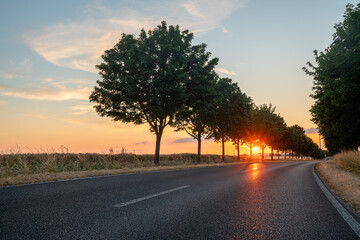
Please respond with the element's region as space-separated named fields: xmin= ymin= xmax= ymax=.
xmin=303 ymin=3 xmax=360 ymax=154
xmin=174 ymin=44 xmax=219 ymax=163
xmin=245 ymin=104 xmax=286 ymax=161
xmin=90 ymin=21 xmax=201 ymax=165
xmin=229 ymin=98 xmax=253 ymax=161
xmin=208 ymin=78 xmax=252 ymax=161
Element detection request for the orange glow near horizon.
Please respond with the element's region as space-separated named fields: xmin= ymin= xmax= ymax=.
xmin=252 ymin=147 xmax=259 ymax=152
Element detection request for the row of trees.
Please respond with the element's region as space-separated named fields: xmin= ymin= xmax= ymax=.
xmin=304 ymin=3 xmax=360 ymax=154
xmin=229 ymin=104 xmax=324 ymax=161
xmin=90 ymin=21 xmax=323 ymax=164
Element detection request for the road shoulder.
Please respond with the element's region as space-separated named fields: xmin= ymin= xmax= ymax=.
xmin=316 ymin=160 xmax=360 ymax=217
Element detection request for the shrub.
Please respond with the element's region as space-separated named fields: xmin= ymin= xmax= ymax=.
xmin=334 ymin=151 xmax=360 ymax=175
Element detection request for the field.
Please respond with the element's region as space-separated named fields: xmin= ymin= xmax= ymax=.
xmin=0 ymin=145 xmax=314 ymax=186
xmin=0 ymin=152 xmax=239 ymax=179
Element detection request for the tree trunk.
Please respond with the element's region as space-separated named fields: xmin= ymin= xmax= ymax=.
xmin=237 ymin=141 xmax=240 ymax=161
xmin=261 ymin=147 xmax=264 ymax=162
xmin=221 ymin=133 xmax=225 ymax=162
xmin=284 ymin=150 xmax=287 ymax=160
xmin=154 ymin=129 xmax=163 ymax=165
xmin=250 ymin=142 xmax=253 ymax=161
xmin=271 ymin=147 xmax=273 ymax=161
xmin=197 ymin=132 xmax=201 ymax=163
xmin=277 ymin=151 xmax=280 ymax=160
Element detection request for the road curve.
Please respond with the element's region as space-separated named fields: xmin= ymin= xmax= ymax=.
xmin=0 ymin=162 xmax=358 ymax=239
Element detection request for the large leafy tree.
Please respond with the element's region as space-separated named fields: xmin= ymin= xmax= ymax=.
xmin=90 ymin=21 xmax=202 ymax=165
xmin=244 ymin=104 xmax=286 ymax=161
xmin=174 ymin=44 xmax=219 ymax=163
xmin=208 ymin=78 xmax=252 ymax=161
xmin=229 ymin=96 xmax=253 ymax=161
xmin=304 ymin=4 xmax=360 ymax=153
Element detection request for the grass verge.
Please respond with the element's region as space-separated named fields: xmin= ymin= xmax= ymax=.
xmin=334 ymin=151 xmax=360 ymax=175
xmin=0 ymin=153 xmax=238 ymax=186
xmin=0 ymin=151 xmax=306 ymax=187
xmin=316 ymin=159 xmax=360 ymax=215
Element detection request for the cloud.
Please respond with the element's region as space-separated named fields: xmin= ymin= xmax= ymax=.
xmin=182 ymin=2 xmax=207 ymax=19
xmin=136 ymin=141 xmax=148 ymax=145
xmin=23 ymin=0 xmax=247 ymax=73
xmin=69 ymin=104 xmax=94 ymax=115
xmin=222 ymin=27 xmax=229 ymax=33
xmin=0 ymin=100 xmax=8 ymax=105
xmin=305 ymin=128 xmax=319 ymax=134
xmin=0 ymin=57 xmax=32 ymax=79
xmin=216 ymin=68 xmax=238 ymax=76
xmin=172 ymin=137 xmax=196 ymax=144
xmin=0 ymin=85 xmax=92 ymax=101
xmin=0 ymin=72 xmax=16 ymax=79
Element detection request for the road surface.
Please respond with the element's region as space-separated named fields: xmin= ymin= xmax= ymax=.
xmin=1 ymin=162 xmax=359 ymax=239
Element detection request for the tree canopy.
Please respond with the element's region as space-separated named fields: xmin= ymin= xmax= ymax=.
xmin=207 ymin=78 xmax=252 ymax=161
xmin=90 ymin=21 xmax=323 ymax=163
xmin=174 ymin=43 xmax=219 ymax=162
xmin=303 ymin=3 xmax=360 ymax=154
xmin=90 ymin=21 xmax=216 ymax=164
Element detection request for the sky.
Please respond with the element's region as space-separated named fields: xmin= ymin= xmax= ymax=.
xmin=0 ymin=0 xmax=357 ymax=155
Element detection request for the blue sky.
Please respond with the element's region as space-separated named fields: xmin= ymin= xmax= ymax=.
xmin=0 ymin=0 xmax=357 ymax=153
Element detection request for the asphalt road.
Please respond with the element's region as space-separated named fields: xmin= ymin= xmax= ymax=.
xmin=1 ymin=162 xmax=359 ymax=239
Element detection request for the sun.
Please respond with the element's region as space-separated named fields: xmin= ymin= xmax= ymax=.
xmin=252 ymin=147 xmax=259 ymax=152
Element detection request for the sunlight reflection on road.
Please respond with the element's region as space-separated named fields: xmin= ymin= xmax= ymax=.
xmin=251 ymin=163 xmax=260 ymax=181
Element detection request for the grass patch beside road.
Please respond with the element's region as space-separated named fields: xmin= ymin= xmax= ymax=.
xmin=0 ymin=152 xmax=240 ymax=186
xmin=334 ymin=151 xmax=360 ymax=175
xmin=0 ymin=152 xmax=229 ymax=178
xmin=0 ymin=151 xmax=309 ymax=186
xmin=316 ymin=158 xmax=360 ymax=215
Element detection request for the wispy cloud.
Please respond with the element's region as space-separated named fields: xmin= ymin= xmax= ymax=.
xmin=305 ymin=128 xmax=319 ymax=134
xmin=69 ymin=104 xmax=94 ymax=115
xmin=0 ymin=85 xmax=92 ymax=101
xmin=0 ymin=72 xmax=16 ymax=79
xmin=0 ymin=100 xmax=8 ymax=105
xmin=23 ymin=0 xmax=247 ymax=73
xmin=0 ymin=57 xmax=32 ymax=79
xmin=136 ymin=141 xmax=148 ymax=145
xmin=172 ymin=137 xmax=196 ymax=144
xmin=222 ymin=27 xmax=229 ymax=33
xmin=216 ymin=68 xmax=238 ymax=76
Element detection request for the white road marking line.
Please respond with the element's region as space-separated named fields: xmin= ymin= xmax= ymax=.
xmin=114 ymin=185 xmax=190 ymax=208
xmin=312 ymin=165 xmax=360 ymax=237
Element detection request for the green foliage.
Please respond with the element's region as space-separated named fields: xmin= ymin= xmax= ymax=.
xmin=286 ymin=125 xmax=324 ymax=159
xmin=241 ymin=104 xmax=287 ymax=160
xmin=174 ymin=43 xmax=219 ymax=161
xmin=90 ymin=21 xmax=213 ymax=164
xmin=304 ymin=4 xmax=360 ymax=154
xmin=207 ymin=78 xmax=252 ymax=160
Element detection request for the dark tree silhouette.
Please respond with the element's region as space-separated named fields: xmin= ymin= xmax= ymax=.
xmin=304 ymin=3 xmax=360 ymax=153
xmin=174 ymin=44 xmax=219 ymax=163
xmin=90 ymin=21 xmax=207 ymax=165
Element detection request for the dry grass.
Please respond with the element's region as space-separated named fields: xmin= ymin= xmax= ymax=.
xmin=0 ymin=145 xmax=312 ymax=187
xmin=0 ymin=152 xmax=231 ymax=178
xmin=0 ymin=147 xmax=242 ymax=186
xmin=334 ymin=151 xmax=360 ymax=175
xmin=0 ymin=162 xmax=241 ymax=187
xmin=316 ymin=160 xmax=360 ymax=215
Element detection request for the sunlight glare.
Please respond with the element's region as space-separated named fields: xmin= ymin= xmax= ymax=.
xmin=252 ymin=147 xmax=259 ymax=152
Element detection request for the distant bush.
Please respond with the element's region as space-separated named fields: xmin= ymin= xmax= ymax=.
xmin=334 ymin=151 xmax=360 ymax=175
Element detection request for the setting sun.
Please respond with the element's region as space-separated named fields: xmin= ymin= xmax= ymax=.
xmin=252 ymin=147 xmax=259 ymax=152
